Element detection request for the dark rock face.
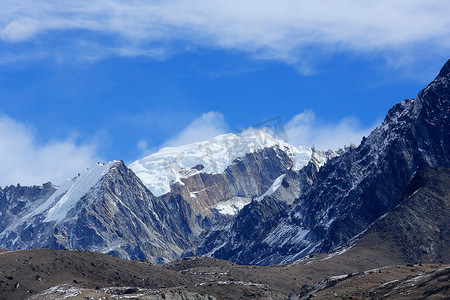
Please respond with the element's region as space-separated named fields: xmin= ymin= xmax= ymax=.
xmin=299 ymin=59 xmax=450 ymax=254
xmin=194 ymin=197 xmax=290 ymax=264
xmin=198 ymin=59 xmax=450 ymax=265
xmin=64 ymin=162 xmax=202 ymax=263
xmin=357 ymin=168 xmax=450 ymax=264
xmin=0 ymin=183 xmax=56 ymax=237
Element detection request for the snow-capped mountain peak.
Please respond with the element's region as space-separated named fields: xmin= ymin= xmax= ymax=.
xmin=7 ymin=161 xmax=120 ymax=229
xmin=43 ymin=160 xmax=119 ymax=222
xmin=130 ymin=129 xmax=313 ymax=196
xmin=0 ymin=160 xmax=121 ymax=249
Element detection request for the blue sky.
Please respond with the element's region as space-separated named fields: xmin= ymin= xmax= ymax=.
xmin=0 ymin=0 xmax=449 ymax=186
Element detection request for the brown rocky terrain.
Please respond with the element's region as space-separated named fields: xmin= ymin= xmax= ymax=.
xmin=298 ymin=264 xmax=450 ymax=299
xmin=0 ymin=247 xmax=448 ymax=300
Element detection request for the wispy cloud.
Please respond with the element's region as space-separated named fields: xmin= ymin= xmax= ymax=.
xmin=151 ymin=111 xmax=229 ymax=149
xmin=286 ymin=110 xmax=376 ymax=150
xmin=0 ymin=114 xmax=102 ymax=187
xmin=0 ymin=1 xmax=449 ymax=69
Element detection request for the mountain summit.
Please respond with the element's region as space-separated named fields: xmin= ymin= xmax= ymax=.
xmin=437 ymin=58 xmax=450 ymax=78
xmin=129 ymin=129 xmax=313 ymax=196
xmin=0 ymin=161 xmax=199 ymax=263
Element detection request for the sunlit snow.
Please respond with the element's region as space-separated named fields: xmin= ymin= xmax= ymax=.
xmin=256 ymin=174 xmax=286 ymax=201
xmin=213 ymin=197 xmax=252 ymax=216
xmin=129 ymin=130 xmax=312 ymax=196
xmin=22 ymin=161 xmax=117 ymax=224
xmin=43 ymin=161 xmax=119 ymax=222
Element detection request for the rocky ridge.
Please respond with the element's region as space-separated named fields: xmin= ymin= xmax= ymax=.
xmin=196 ymin=59 xmax=450 ymax=265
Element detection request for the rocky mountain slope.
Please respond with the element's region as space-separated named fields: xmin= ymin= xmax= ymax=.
xmin=352 ymin=167 xmax=450 ymax=264
xmin=291 ymin=167 xmax=450 ymax=299
xmin=0 ymin=135 xmax=449 ymax=300
xmin=0 ymin=161 xmax=202 ymax=263
xmin=197 ymin=59 xmax=450 ymax=265
xmin=191 ymin=161 xmax=320 ymax=260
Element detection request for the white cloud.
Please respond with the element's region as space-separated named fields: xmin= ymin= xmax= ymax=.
xmin=136 ymin=139 xmax=158 ymax=158
xmin=0 ymin=18 xmax=41 ymax=42
xmin=286 ymin=110 xmax=376 ymax=150
xmin=162 ymin=111 xmax=229 ymax=147
xmin=137 ymin=140 xmax=148 ymax=153
xmin=0 ymin=1 xmax=449 ymax=69
xmin=0 ymin=115 xmax=102 ymax=187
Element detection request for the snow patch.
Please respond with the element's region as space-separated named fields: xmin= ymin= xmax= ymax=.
xmin=256 ymin=174 xmax=286 ymax=201
xmin=213 ymin=197 xmax=252 ymax=216
xmin=31 ymin=284 xmax=82 ymax=299
xmin=380 ymin=279 xmax=399 ymax=287
xmin=213 ymin=173 xmax=287 ymax=215
xmin=329 ymin=274 xmax=349 ymax=280
xmin=263 ymin=223 xmax=309 ymax=247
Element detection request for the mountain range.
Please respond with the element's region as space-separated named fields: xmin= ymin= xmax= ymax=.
xmin=0 ymin=166 xmax=449 ymax=299
xmin=0 ymin=128 xmax=338 ymax=263
xmin=0 ymin=59 xmax=449 ymax=299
